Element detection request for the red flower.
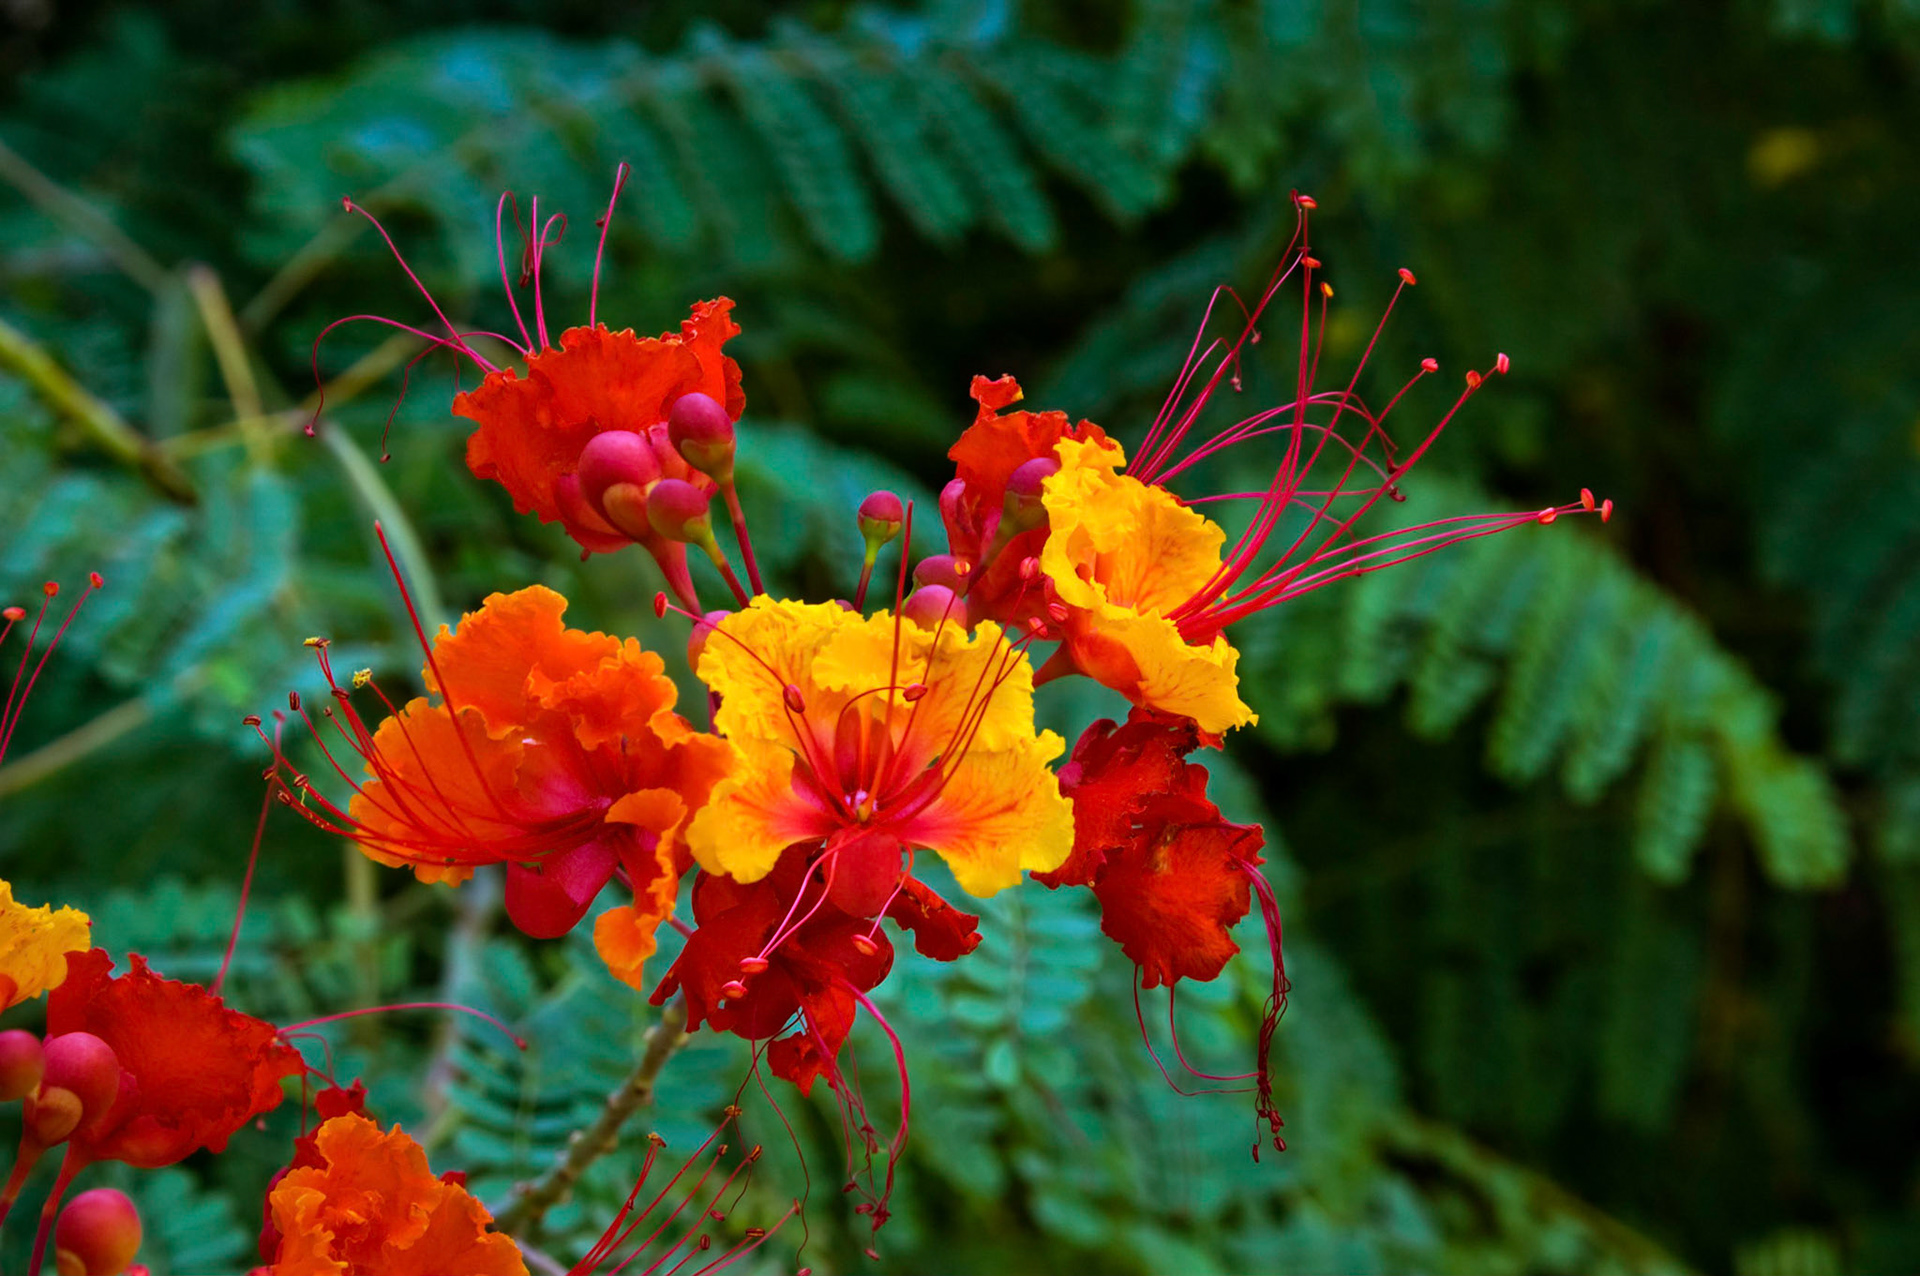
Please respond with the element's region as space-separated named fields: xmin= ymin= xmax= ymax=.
xmin=1038 ymin=710 xmax=1288 ymax=1155
xmin=653 ymin=846 xmax=978 ymax=1234
xmin=457 ymin=302 xmax=744 ymax=576
xmin=653 ymin=847 xmax=904 ymax=1094
xmin=45 ymin=950 xmax=304 ymax=1169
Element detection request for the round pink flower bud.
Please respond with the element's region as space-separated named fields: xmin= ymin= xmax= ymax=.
xmin=0 ymin=1029 xmax=44 ymax=1102
xmin=912 ymin=554 xmax=964 ymax=591
xmin=857 ymin=490 xmax=905 ymax=546
xmin=901 ymin=585 xmax=959 ymax=629
xmin=646 ymin=478 xmax=715 ymax=545
xmin=40 ymin=1032 xmax=122 ymax=1133
xmin=1001 ymin=457 xmax=1058 ymax=532
xmin=667 ymin=393 xmax=737 ymax=483
xmin=577 ymin=430 xmax=663 ymax=519
xmin=55 ymin=1187 xmax=142 ymax=1276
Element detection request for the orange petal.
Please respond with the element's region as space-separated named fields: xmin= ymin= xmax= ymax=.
xmin=457 ymin=304 xmax=742 ymax=527
xmin=425 ymin=586 xmax=618 ymax=738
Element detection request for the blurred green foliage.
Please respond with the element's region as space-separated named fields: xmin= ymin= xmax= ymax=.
xmin=0 ymin=1 xmax=1916 ymax=1272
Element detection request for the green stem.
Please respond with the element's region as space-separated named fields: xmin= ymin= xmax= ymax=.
xmin=0 ymin=137 xmax=169 ymax=293
xmin=0 ymin=317 xmax=196 ymax=503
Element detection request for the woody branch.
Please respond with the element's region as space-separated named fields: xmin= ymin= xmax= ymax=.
xmin=492 ymin=995 xmax=691 ymax=1239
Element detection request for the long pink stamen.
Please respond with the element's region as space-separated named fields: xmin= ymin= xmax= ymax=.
xmin=590 ymin=163 xmax=632 ymax=330
xmin=495 ymin=191 xmax=535 ymax=351
xmin=280 ymin=1001 xmax=527 ymax=1050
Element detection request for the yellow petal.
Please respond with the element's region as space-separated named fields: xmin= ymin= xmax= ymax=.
xmin=901 ymin=732 xmax=1074 ymax=896
xmin=813 ymin=612 xmax=1038 ymax=758
xmin=685 ymin=739 xmax=834 ymax=882
xmin=0 ymin=879 xmax=91 ymax=1010
xmin=1040 ymin=437 xmax=1255 ymax=734
xmin=699 ymin=598 xmax=859 ymax=749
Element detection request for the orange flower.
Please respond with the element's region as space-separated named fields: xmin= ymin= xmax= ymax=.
xmin=45 ymin=951 xmax=303 ymax=1168
xmin=0 ymin=878 xmax=89 ymax=1012
xmin=263 ymin=1112 xmax=526 ymax=1276
xmin=263 ymin=585 xmax=731 ymax=988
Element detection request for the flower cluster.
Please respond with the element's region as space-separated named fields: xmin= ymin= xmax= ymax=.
xmin=270 ymin=176 xmax=1608 ymax=1222
xmin=1 ymin=174 xmax=1606 ymax=1272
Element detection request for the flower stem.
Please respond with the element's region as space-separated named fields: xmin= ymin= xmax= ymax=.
xmin=492 ymin=997 xmax=691 ymax=1241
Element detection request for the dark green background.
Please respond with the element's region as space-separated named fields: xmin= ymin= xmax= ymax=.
xmin=0 ymin=2 xmax=1915 ymax=1272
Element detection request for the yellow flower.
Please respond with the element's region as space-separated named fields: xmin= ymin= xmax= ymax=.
xmin=688 ymin=598 xmax=1072 ymax=896
xmin=1038 ymin=436 xmax=1256 ymax=735
xmin=0 ymin=878 xmax=90 ymax=1012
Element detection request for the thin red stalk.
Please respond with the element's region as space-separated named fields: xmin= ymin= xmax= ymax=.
xmin=720 ymin=483 xmax=763 ymax=597
xmin=213 ymin=784 xmax=275 ymax=997
xmin=26 ymin=1148 xmax=84 ymax=1276
xmin=281 ymin=1001 xmax=526 ymax=1049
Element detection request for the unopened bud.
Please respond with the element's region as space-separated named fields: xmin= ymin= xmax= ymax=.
xmin=40 ymin=1032 xmax=122 ymax=1135
xmin=0 ymin=1030 xmax=44 ymax=1101
xmin=858 ymin=491 xmax=905 ymax=546
xmin=645 ymin=479 xmax=714 ymax=545
xmin=26 ymin=1085 xmax=83 ymax=1145
xmin=55 ymin=1187 xmax=142 ymax=1276
xmin=913 ymin=555 xmax=964 ymax=592
xmin=667 ymin=393 xmax=737 ymax=483
xmin=576 ymin=432 xmax=664 ymax=538
xmin=1002 ymin=458 xmax=1058 ymax=534
xmin=687 ymin=610 xmax=730 ymax=674
xmin=901 ymin=585 xmax=958 ymax=629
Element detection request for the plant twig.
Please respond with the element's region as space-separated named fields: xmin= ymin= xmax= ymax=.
xmin=185 ymin=265 xmax=271 ymax=465
xmin=0 ymin=316 xmax=196 ymax=503
xmin=314 ymin=415 xmax=448 ymax=629
xmin=493 ymin=997 xmax=692 ymax=1239
xmin=0 ymin=135 xmax=170 ymax=293
xmin=0 ymin=696 xmax=150 ymax=799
